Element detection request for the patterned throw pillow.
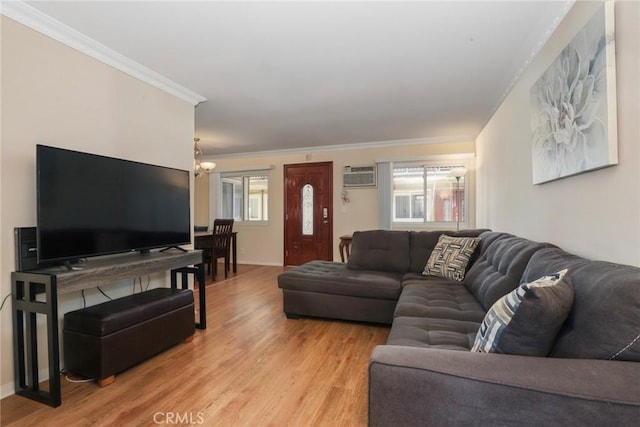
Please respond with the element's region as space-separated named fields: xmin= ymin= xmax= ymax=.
xmin=422 ymin=235 xmax=481 ymax=281
xmin=471 ymin=269 xmax=573 ymax=356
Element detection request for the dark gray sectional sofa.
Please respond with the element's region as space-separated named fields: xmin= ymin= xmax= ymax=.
xmin=277 ymin=229 xmax=640 ymax=426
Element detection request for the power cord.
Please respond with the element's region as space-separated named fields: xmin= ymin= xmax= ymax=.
xmin=0 ymin=293 xmax=12 ymax=312
xmin=60 ymin=369 xmax=94 ymax=383
xmin=97 ymin=287 xmax=113 ymax=300
xmin=133 ymin=276 xmax=145 ymax=293
xmin=130 ymin=275 xmax=151 ymax=292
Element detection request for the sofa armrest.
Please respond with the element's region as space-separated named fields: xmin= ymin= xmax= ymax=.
xmin=369 ymin=345 xmax=640 ymax=427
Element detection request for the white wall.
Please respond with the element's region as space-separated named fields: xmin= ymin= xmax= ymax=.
xmin=201 ymin=140 xmax=475 ymax=266
xmin=476 ymin=0 xmax=639 ymax=267
xmin=0 ymin=17 xmax=195 ymax=397
xmin=194 ymin=174 xmax=210 ymax=227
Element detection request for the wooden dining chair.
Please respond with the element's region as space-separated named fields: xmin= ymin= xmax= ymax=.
xmin=203 ymin=219 xmax=234 ymax=279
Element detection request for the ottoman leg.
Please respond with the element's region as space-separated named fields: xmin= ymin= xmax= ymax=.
xmin=98 ymin=375 xmax=115 ymax=388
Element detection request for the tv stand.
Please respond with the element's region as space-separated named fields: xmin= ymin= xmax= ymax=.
xmin=11 ymin=250 xmax=204 ymax=407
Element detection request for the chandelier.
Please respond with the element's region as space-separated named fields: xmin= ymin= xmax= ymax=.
xmin=194 ymin=137 xmax=215 ymax=178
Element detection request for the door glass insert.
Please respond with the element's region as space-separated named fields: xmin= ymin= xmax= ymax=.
xmin=302 ymin=184 xmax=313 ymax=235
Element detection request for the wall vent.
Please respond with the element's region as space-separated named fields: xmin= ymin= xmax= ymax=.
xmin=343 ymin=165 xmax=377 ymax=187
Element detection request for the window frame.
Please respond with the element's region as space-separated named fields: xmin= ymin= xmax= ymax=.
xmin=220 ymin=171 xmax=270 ymax=224
xmin=389 ymin=159 xmax=473 ymax=230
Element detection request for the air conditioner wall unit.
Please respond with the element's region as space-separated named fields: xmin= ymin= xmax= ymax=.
xmin=343 ymin=165 xmax=377 ymax=187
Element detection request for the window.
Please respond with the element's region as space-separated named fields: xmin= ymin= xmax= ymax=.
xmin=302 ymin=184 xmax=314 ymax=235
xmin=392 ymin=165 xmax=466 ymax=225
xmin=221 ymin=173 xmax=269 ymax=222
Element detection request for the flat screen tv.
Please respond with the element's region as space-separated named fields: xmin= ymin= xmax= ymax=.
xmin=36 ymin=144 xmax=191 ymax=264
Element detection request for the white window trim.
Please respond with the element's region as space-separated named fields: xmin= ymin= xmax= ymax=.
xmin=214 ymin=169 xmax=272 ymax=225
xmin=378 ymin=156 xmax=475 ymax=231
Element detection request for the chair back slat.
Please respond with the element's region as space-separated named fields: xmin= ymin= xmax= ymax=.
xmin=212 ymin=219 xmax=234 ymax=250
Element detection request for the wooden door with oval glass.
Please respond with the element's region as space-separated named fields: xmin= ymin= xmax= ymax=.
xmin=284 ymin=162 xmax=333 ymax=266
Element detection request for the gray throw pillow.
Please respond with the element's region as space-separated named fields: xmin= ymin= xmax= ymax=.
xmin=471 ymin=269 xmax=574 ymax=356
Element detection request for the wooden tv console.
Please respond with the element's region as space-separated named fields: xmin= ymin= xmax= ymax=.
xmin=11 ymin=249 xmax=205 ymax=407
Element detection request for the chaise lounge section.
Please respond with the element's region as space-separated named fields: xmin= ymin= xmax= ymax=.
xmin=278 ymin=229 xmax=489 ymax=324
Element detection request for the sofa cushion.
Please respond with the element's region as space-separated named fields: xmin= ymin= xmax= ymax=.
xmin=394 ymin=278 xmax=486 ymax=322
xmin=471 ymin=269 xmax=573 ymax=356
xmin=408 ymin=229 xmax=489 ymax=273
xmin=387 ymin=316 xmax=480 ymax=351
xmin=464 ymin=232 xmax=551 ymax=310
xmin=347 ymin=230 xmax=410 ymax=273
xmin=278 ymin=260 xmax=402 ymax=300
xmin=522 ymin=248 xmax=640 ymax=361
xmin=422 ymin=235 xmax=480 ymax=281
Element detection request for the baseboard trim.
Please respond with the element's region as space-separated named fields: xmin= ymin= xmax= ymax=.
xmin=235 ymin=261 xmax=283 ymax=267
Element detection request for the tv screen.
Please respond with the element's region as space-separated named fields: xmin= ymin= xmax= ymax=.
xmin=36 ymin=145 xmax=191 ymax=263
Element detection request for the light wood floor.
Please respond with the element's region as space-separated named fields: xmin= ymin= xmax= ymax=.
xmin=1 ymin=265 xmax=390 ymax=426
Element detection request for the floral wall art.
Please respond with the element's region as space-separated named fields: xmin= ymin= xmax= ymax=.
xmin=531 ymin=2 xmax=618 ymax=185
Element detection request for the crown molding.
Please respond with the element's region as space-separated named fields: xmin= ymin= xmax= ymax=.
xmin=493 ymin=0 xmax=575 ymax=113
xmin=207 ymin=135 xmax=474 ymax=160
xmin=375 ymin=152 xmax=475 ymax=163
xmin=1 ymin=1 xmax=206 ymax=106
xmin=214 ymin=165 xmax=274 ymax=174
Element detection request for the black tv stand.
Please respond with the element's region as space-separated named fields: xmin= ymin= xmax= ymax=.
xmin=11 ymin=250 xmax=204 ymax=407
xmin=159 ymin=246 xmax=187 ymax=253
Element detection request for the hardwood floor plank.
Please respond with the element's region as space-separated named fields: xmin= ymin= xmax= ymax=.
xmin=0 ymin=265 xmax=389 ymax=426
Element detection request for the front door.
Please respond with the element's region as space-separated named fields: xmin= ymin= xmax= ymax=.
xmin=284 ymin=162 xmax=333 ymax=266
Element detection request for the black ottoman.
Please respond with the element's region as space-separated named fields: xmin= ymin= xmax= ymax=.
xmin=63 ymin=288 xmax=195 ymax=386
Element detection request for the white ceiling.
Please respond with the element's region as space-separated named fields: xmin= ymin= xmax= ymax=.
xmin=23 ymin=1 xmax=572 ymax=157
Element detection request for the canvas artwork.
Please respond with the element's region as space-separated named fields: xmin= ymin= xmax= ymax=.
xmin=530 ymin=2 xmax=618 ymax=185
